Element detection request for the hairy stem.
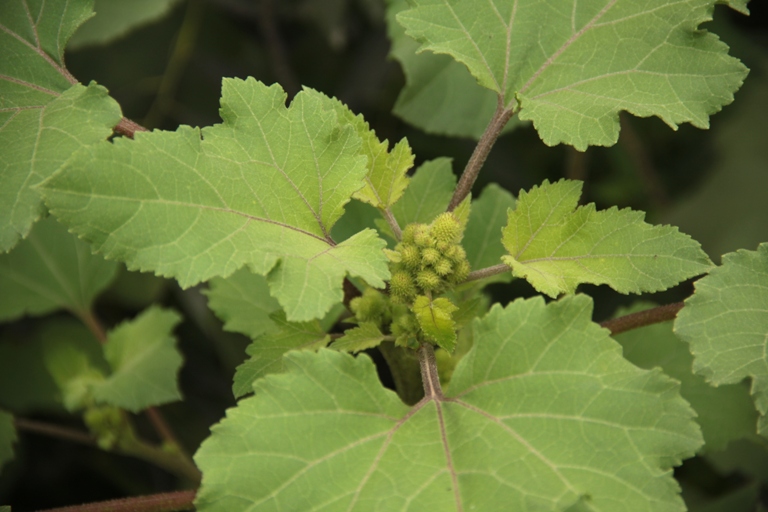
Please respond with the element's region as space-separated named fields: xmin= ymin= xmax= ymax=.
xmin=464 ymin=263 xmax=509 ymax=283
xmin=114 ymin=117 xmax=149 ymax=138
xmin=34 ymin=490 xmax=196 ymax=512
xmin=600 ymin=302 xmax=684 ymax=335
xmin=381 ymin=208 xmax=402 ymax=240
xmin=448 ymin=99 xmax=515 ymax=211
xmin=418 ymin=343 xmax=444 ymax=400
xmin=378 ymin=342 xmax=423 ymax=405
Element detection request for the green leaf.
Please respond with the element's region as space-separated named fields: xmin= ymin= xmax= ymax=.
xmin=204 ymin=268 xmax=281 ymax=340
xmin=501 ymin=179 xmax=713 ymax=297
xmin=303 ymin=89 xmax=414 ymax=210
xmin=0 ymin=216 xmax=118 ymax=322
xmin=331 ymin=322 xmax=386 ymax=353
xmin=92 ymin=307 xmax=183 ymax=412
xmin=462 ymin=183 xmax=515 ymax=284
xmin=232 ymin=312 xmax=330 ymax=398
xmin=195 ymin=295 xmax=702 ymax=512
xmin=675 ymin=243 xmax=768 ymax=436
xmin=42 ymin=320 xmax=108 ymax=411
xmin=397 ymin=0 xmax=748 ymax=150
xmin=0 ymin=409 xmax=16 ymax=473
xmin=391 ymin=157 xmax=456 ymax=227
xmin=412 ymin=295 xmax=458 ymax=351
xmin=39 ymin=78 xmax=389 ymax=321
xmin=386 ymin=0 xmax=519 ymax=139
xmin=1 ymin=0 xmax=123 ymax=251
xmin=67 ymin=0 xmax=182 ymax=49
xmin=614 ymin=302 xmax=757 ymax=452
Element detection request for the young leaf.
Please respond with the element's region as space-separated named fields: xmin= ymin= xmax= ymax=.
xmin=614 ymin=303 xmax=757 ymax=452
xmin=386 ymin=0 xmax=518 ymax=138
xmin=502 ymin=179 xmax=713 ymax=297
xmin=0 ymin=216 xmax=118 ymax=322
xmin=232 ymin=312 xmax=330 ymax=398
xmin=331 ymin=322 xmax=386 ymax=353
xmin=0 ymin=410 xmax=16 ymax=473
xmin=204 ymin=268 xmax=280 ymax=340
xmin=0 ymin=0 xmax=123 ymax=251
xmin=67 ymin=0 xmax=182 ymax=49
xmin=92 ymin=307 xmax=183 ymax=412
xmin=675 ymin=243 xmax=768 ymax=436
xmin=303 ymin=90 xmax=414 ymax=210
xmin=397 ymin=0 xmax=748 ymax=150
xmin=462 ymin=183 xmax=515 ymax=283
xmin=391 ymin=157 xmax=456 ymax=226
xmin=412 ymin=295 xmax=458 ymax=351
xmin=39 ymin=79 xmax=390 ymax=321
xmin=195 ymin=295 xmax=701 ymax=512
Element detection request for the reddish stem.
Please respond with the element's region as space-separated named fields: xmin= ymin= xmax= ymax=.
xmin=113 ymin=117 xmax=149 ymax=138
xmin=33 ymin=490 xmax=197 ymax=512
xmin=600 ymin=302 xmax=684 ymax=335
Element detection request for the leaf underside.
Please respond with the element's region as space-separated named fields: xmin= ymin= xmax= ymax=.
xmin=40 ymin=79 xmax=390 ymax=321
xmin=195 ymin=294 xmax=702 ymax=512
xmin=0 ymin=0 xmax=122 ymax=251
xmin=675 ymin=243 xmax=768 ymax=436
xmin=502 ymin=179 xmax=713 ymax=297
xmin=397 ymin=0 xmax=748 ymax=149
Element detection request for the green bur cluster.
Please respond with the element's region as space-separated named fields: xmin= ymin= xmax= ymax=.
xmin=389 ymin=213 xmax=470 ymax=304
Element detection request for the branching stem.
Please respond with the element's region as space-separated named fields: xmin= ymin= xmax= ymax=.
xmin=33 ymin=490 xmax=197 ymax=512
xmin=418 ymin=343 xmax=444 ymax=400
xmin=600 ymin=302 xmax=684 ymax=335
xmin=448 ymin=99 xmax=515 ymax=211
xmin=14 ymin=418 xmax=96 ymax=446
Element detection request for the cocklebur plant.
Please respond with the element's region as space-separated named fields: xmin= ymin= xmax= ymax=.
xmin=1 ymin=0 xmax=767 ymax=511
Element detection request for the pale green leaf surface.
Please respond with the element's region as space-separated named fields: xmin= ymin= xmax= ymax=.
xmin=92 ymin=307 xmax=183 ymax=412
xmin=232 ymin=312 xmax=330 ymax=398
xmin=462 ymin=183 xmax=515 ymax=285
xmin=397 ymin=0 xmax=748 ymax=150
xmin=0 ymin=0 xmax=122 ymax=251
xmin=675 ymin=243 xmax=768 ymax=436
xmin=614 ymin=303 xmax=756 ymax=452
xmin=412 ymin=295 xmax=458 ymax=351
xmin=204 ymin=268 xmax=280 ymax=341
xmin=42 ymin=320 xmax=107 ymax=411
xmin=386 ymin=0 xmax=519 ymax=139
xmin=67 ymin=0 xmax=181 ymax=49
xmin=502 ymin=179 xmax=713 ymax=297
xmin=0 ymin=410 xmax=16 ymax=473
xmin=40 ymin=79 xmax=389 ymax=321
xmin=303 ymin=89 xmax=413 ymax=209
xmin=0 ymin=216 xmax=118 ymax=321
xmin=331 ymin=322 xmax=386 ymax=353
xmin=195 ymin=294 xmax=702 ymax=512
xmin=391 ymin=157 xmax=455 ymax=227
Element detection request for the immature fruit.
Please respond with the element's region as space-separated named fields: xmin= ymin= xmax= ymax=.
xmin=421 ymin=247 xmax=440 ymax=266
xmin=390 ymin=271 xmax=417 ymax=303
xmin=413 ymin=224 xmax=433 ymax=248
xmin=430 ymin=213 xmax=461 ymax=244
xmin=416 ymin=269 xmax=441 ymax=291
xmin=400 ymin=244 xmax=421 ymax=269
xmin=433 ymin=258 xmax=453 ymax=276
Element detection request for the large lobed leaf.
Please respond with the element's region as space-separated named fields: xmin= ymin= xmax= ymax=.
xmin=40 ymin=79 xmax=390 ymax=321
xmin=502 ymin=179 xmax=713 ymax=297
xmin=0 ymin=0 xmax=122 ymax=251
xmin=0 ymin=216 xmax=118 ymax=322
xmin=675 ymin=243 xmax=768 ymax=436
xmin=195 ymin=295 xmax=702 ymax=511
xmin=614 ymin=303 xmax=757 ymax=452
xmin=397 ymin=0 xmax=748 ymax=150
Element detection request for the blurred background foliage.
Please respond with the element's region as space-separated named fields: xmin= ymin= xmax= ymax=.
xmin=1 ymin=0 xmax=767 ymax=509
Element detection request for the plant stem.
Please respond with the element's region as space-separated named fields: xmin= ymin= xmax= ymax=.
xmin=378 ymin=342 xmax=423 ymax=405
xmin=114 ymin=117 xmax=148 ymax=138
xmin=418 ymin=343 xmax=444 ymax=400
xmin=14 ymin=418 xmax=96 ymax=446
xmin=381 ymin=208 xmax=402 ymax=240
xmin=447 ymin=99 xmax=515 ymax=211
xmin=122 ymin=436 xmax=202 ymax=485
xmin=464 ymin=263 xmax=510 ymax=283
xmin=600 ymin=302 xmax=684 ymax=335
xmin=33 ymin=490 xmax=197 ymax=512
xmin=78 ymin=309 xmax=108 ymax=343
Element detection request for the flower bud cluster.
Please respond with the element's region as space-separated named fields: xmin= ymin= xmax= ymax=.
xmin=349 ymin=288 xmax=391 ymax=329
xmin=389 ymin=213 xmax=470 ymax=304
